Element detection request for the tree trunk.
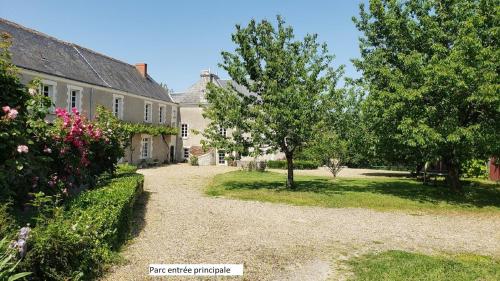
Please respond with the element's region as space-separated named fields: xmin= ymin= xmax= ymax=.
xmin=286 ymin=153 xmax=294 ymax=189
xmin=445 ymin=160 xmax=462 ymax=192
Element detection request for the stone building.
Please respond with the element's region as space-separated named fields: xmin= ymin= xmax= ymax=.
xmin=0 ymin=18 xmax=182 ymax=164
xmin=171 ymin=70 xmax=229 ymax=165
xmin=1 ymin=18 xmax=282 ymax=167
xmin=172 ymin=70 xmax=284 ymax=165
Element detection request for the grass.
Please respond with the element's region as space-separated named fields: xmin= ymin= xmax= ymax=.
xmin=205 ymin=171 xmax=500 ymax=214
xmin=347 ymin=250 xmax=500 ymax=281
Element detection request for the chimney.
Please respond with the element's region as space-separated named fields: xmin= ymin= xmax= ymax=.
xmin=135 ymin=63 xmax=147 ymax=78
xmin=200 ymin=69 xmax=219 ymax=83
xmin=200 ymin=69 xmax=211 ymax=78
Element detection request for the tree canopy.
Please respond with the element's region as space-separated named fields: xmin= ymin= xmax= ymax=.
xmin=203 ymin=16 xmax=343 ymax=188
xmin=353 ymin=0 xmax=500 ymax=190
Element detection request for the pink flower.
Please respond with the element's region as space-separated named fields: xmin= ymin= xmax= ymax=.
xmin=43 ymin=147 xmax=52 ymax=153
xmin=7 ymin=108 xmax=18 ymax=119
xmin=17 ymin=145 xmax=29 ymax=153
xmin=2 ymin=106 xmax=10 ymax=113
xmin=55 ymin=108 xmax=67 ymax=118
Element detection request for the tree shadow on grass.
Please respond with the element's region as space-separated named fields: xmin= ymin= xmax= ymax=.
xmin=222 ymin=177 xmax=500 ymax=209
xmin=361 ymin=172 xmax=412 ymax=178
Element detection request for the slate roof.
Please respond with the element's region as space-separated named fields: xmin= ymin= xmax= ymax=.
xmin=218 ymin=80 xmax=253 ymax=97
xmin=0 ymin=18 xmax=173 ymax=103
xmin=172 ymin=75 xmax=253 ymax=105
xmin=171 ymin=91 xmax=203 ymax=104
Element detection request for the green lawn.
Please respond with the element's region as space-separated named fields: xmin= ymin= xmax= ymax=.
xmin=205 ymin=171 xmax=500 ymax=214
xmin=347 ymin=251 xmax=500 ymax=281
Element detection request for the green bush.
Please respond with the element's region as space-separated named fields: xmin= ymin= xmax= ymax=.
xmin=267 ymin=160 xmax=319 ymax=170
xmin=23 ymin=165 xmax=144 ymax=280
xmin=189 ymin=155 xmax=198 ymax=166
xmin=0 ymin=204 xmax=14 ymax=239
xmin=462 ymin=159 xmax=488 ymax=179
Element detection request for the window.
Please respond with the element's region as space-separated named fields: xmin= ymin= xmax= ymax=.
xmin=218 ymin=150 xmax=226 ymax=165
xmin=183 ymin=147 xmax=189 ymax=159
xmin=113 ymin=95 xmax=124 ymax=119
xmin=67 ymin=85 xmax=82 ymax=112
xmin=42 ymin=84 xmax=53 ymax=98
xmin=40 ymin=80 xmax=56 ymax=111
xmin=171 ymin=107 xmax=177 ymax=127
xmin=219 ymin=127 xmax=227 ymax=137
xmin=181 ymin=123 xmax=188 ymax=138
xmin=70 ymin=91 xmax=78 ymax=108
xmin=144 ymin=102 xmax=152 ymax=122
xmin=159 ymin=105 xmax=166 ymax=124
xmin=141 ymin=136 xmax=152 ymax=159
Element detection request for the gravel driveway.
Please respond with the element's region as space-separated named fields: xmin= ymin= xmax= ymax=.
xmin=103 ymin=164 xmax=500 ymax=281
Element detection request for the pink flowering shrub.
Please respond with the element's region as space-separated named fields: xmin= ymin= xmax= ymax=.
xmin=91 ymin=106 xmax=128 ymax=174
xmin=47 ymin=107 xmax=126 ymax=193
xmin=1 ymin=33 xmax=126 ymax=205
xmin=47 ymin=108 xmax=96 ymax=192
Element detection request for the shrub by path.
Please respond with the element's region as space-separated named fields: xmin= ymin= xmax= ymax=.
xmin=102 ymin=164 xmax=500 ymax=281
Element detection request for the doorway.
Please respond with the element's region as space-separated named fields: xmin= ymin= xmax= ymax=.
xmin=170 ymin=145 xmax=175 ymax=163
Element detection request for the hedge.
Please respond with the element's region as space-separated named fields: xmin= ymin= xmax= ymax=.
xmin=22 ymin=165 xmax=144 ymax=280
xmin=267 ymin=160 xmax=319 ymax=170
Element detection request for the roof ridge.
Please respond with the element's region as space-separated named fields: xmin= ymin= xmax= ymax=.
xmin=72 ymin=45 xmax=111 ymax=87
xmin=0 ymin=17 xmax=74 ymax=47
xmin=0 ymin=17 xmax=136 ymax=69
xmin=1 ymin=17 xmax=175 ymax=103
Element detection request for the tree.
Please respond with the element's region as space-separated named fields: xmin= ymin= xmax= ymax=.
xmin=353 ymin=0 xmax=500 ymax=191
xmin=203 ymin=16 xmax=343 ymax=188
xmin=309 ymin=131 xmax=348 ymax=178
xmin=306 ymin=86 xmax=368 ymax=178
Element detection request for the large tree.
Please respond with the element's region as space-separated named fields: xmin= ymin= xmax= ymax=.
xmin=353 ymin=0 xmax=499 ymax=191
xmin=203 ymin=16 xmax=343 ymax=188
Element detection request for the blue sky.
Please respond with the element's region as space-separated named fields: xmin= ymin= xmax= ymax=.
xmin=0 ymin=0 xmax=366 ymax=91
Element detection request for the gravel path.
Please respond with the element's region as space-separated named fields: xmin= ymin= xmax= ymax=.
xmin=103 ymin=164 xmax=500 ymax=281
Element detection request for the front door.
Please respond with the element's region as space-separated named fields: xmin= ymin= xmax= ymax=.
xmin=170 ymin=146 xmax=175 ymax=163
